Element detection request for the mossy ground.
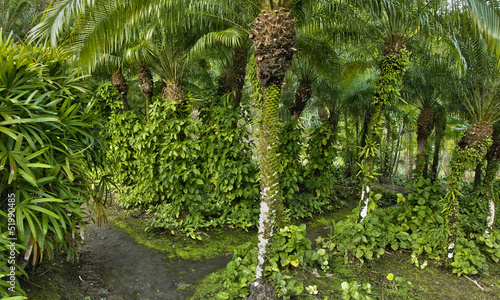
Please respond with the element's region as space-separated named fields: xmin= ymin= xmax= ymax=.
xmin=23 ymin=196 xmax=500 ymax=300
xmin=108 ymin=209 xmax=257 ymax=260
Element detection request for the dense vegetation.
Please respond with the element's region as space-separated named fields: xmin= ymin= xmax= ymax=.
xmin=1 ymin=0 xmax=500 ymax=299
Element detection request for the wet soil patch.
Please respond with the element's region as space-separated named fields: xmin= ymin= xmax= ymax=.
xmin=25 ymin=221 xmax=230 ymax=300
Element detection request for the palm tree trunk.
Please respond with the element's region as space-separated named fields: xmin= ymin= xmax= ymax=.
xmin=444 ymin=121 xmax=493 ymax=256
xmin=473 ymin=161 xmax=482 ymax=192
xmin=359 ymin=39 xmax=408 ymax=221
xmin=390 ymin=122 xmax=403 ymax=180
xmin=249 ymin=4 xmax=296 ymax=298
xmin=415 ymin=107 xmax=434 ymax=178
xmin=138 ymin=65 xmax=154 ymax=123
xmin=289 ymin=79 xmax=312 ymax=119
xmin=162 ymin=79 xmax=185 ymax=104
xmin=345 ymin=112 xmax=355 ymax=178
xmin=431 ymin=113 xmax=446 ymax=182
xmin=219 ymin=47 xmax=248 ymax=107
xmin=484 ymin=132 xmax=500 ymax=236
xmin=111 ymin=70 xmax=130 ymax=111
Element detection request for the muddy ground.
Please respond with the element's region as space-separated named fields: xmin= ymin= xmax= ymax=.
xmin=24 ymin=220 xmax=231 ymax=300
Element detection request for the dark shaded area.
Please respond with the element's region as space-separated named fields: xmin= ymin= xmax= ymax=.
xmin=25 ymin=222 xmax=230 ymax=300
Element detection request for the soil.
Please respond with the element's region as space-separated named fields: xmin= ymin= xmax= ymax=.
xmin=24 ymin=221 xmax=231 ymax=300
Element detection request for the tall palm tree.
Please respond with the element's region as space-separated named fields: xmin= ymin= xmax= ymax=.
xmin=351 ymin=0 xmax=445 ymax=221
xmin=441 ymin=30 xmax=500 ymax=246
xmin=248 ymin=0 xmax=298 ymax=297
xmin=403 ymin=52 xmax=451 ymax=179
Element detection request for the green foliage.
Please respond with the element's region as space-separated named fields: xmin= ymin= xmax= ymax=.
xmin=341 ymin=281 xmax=373 ymax=300
xmin=198 ymin=95 xmax=260 ymax=230
xmin=278 ymin=119 xmax=340 ymax=220
xmin=0 ymin=34 xmax=105 ymax=298
xmin=278 ymin=120 xmax=304 ymax=211
xmin=324 ymin=179 xmax=442 ymax=263
xmin=304 ymin=122 xmax=338 ymax=206
xmin=477 ymin=229 xmax=500 ymax=263
xmin=450 ymin=237 xmax=487 ymax=276
xmin=102 ymin=89 xmax=261 ymax=234
xmin=221 ymin=224 xmax=328 ymax=299
xmin=373 ymin=50 xmax=410 ymax=106
xmin=326 ymin=175 xmax=500 ymax=277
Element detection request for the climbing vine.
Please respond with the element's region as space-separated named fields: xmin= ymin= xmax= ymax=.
xmin=358 ymin=49 xmax=410 ymax=220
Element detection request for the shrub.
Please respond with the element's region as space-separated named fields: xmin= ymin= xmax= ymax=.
xmin=0 ymin=32 xmax=106 ymax=298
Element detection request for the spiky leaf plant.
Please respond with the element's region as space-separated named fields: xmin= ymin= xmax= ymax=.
xmin=0 ymin=31 xmax=107 ymax=298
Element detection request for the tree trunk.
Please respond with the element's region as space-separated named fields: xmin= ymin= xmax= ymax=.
xmin=219 ymin=46 xmax=248 ymax=107
xmin=415 ymin=107 xmax=434 ymax=178
xmin=359 ymin=40 xmax=408 ymax=221
xmin=345 ymin=112 xmax=355 ymax=178
xmin=138 ymin=65 xmax=154 ymax=123
xmin=473 ymin=161 xmax=482 ymax=192
xmin=431 ymin=111 xmax=446 ymax=182
xmin=249 ymin=5 xmax=296 ymax=297
xmin=289 ymin=79 xmax=312 ymax=119
xmin=390 ymin=121 xmax=403 ymax=180
xmin=484 ymin=131 xmax=500 ymax=236
xmin=111 ymin=70 xmax=130 ymax=111
xmin=162 ymin=80 xmax=185 ymax=104
xmin=444 ymin=121 xmax=493 ymax=256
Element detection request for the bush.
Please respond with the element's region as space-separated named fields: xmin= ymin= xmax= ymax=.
xmin=220 ymin=224 xmax=328 ymax=299
xmin=103 ymin=91 xmax=260 ymax=235
xmin=0 ymin=33 xmax=106 ymax=298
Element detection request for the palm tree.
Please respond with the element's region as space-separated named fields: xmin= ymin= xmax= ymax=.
xmin=0 ymin=0 xmax=32 ymax=39
xmin=440 ymin=31 xmax=500 ymax=245
xmin=403 ymin=52 xmax=451 ymax=179
xmin=247 ymin=0 xmax=299 ymax=297
xmin=351 ymin=0 xmax=444 ymax=221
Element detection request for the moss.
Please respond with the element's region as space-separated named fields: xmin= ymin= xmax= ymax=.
xmin=108 ymin=215 xmax=257 ymax=261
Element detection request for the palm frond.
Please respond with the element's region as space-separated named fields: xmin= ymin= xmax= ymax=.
xmin=465 ymin=0 xmax=500 ymax=61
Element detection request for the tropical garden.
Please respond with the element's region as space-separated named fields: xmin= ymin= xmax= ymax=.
xmin=1 ymin=0 xmax=500 ymax=299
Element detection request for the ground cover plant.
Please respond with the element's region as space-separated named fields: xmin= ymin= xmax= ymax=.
xmin=1 ymin=0 xmax=500 ymax=299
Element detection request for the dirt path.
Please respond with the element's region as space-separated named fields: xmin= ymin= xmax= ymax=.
xmin=25 ymin=221 xmax=230 ymax=300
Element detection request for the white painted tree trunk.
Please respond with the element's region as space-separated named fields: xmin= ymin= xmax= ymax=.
xmin=359 ymin=185 xmax=370 ymax=222
xmin=485 ymin=198 xmax=496 ymax=236
xmin=255 ymin=200 xmax=273 ymax=280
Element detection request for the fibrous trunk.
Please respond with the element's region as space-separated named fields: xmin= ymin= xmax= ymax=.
xmin=249 ymin=5 xmax=296 ymax=297
xmin=289 ymin=79 xmax=312 ymax=119
xmin=138 ymin=65 xmax=153 ymax=123
xmin=484 ymin=131 xmax=500 ymax=236
xmin=415 ymin=107 xmax=434 ymax=178
xmin=111 ymin=70 xmax=130 ymax=111
xmin=444 ymin=121 xmax=493 ymax=256
xmin=162 ymin=80 xmax=185 ymax=104
xmin=359 ymin=39 xmax=408 ymax=222
xmin=219 ymin=47 xmax=248 ymax=107
xmin=431 ymin=111 xmax=446 ymax=182
xmin=252 ymin=84 xmax=282 ymax=292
